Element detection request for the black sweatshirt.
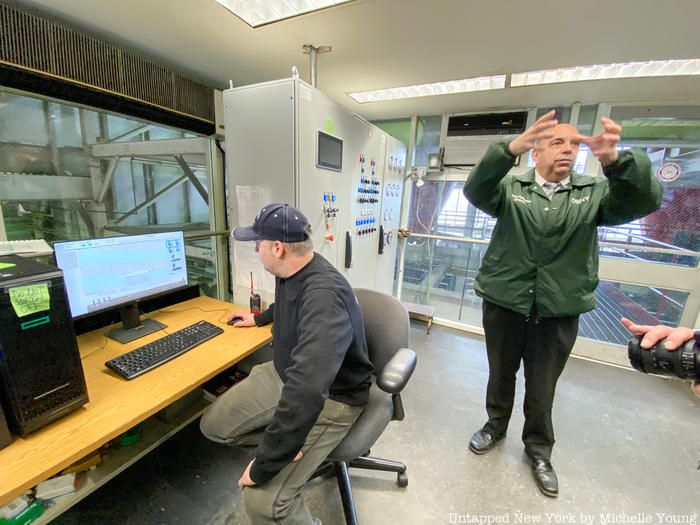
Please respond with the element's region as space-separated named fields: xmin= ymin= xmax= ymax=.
xmin=249 ymin=253 xmax=373 ymax=484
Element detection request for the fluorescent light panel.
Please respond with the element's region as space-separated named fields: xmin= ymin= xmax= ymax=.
xmin=215 ymin=0 xmax=351 ymax=27
xmin=511 ymin=59 xmax=700 ymax=87
xmin=348 ymin=75 xmax=507 ymax=104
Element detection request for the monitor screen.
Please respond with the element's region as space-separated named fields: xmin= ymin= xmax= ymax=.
xmin=317 ymin=130 xmax=343 ymax=171
xmin=54 ymin=231 xmax=188 ymax=319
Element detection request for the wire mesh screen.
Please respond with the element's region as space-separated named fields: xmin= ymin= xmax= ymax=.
xmin=599 ymin=146 xmax=699 ymax=267
xmin=579 ymin=281 xmax=688 ymax=346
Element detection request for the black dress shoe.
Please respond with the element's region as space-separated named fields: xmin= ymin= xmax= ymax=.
xmin=468 ymin=430 xmax=502 ymax=455
xmin=530 ymin=457 xmax=558 ymax=497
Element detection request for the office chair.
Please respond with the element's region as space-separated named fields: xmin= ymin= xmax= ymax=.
xmin=318 ymin=288 xmax=417 ymax=525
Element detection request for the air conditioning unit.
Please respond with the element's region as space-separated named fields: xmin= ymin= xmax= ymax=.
xmin=444 ymin=135 xmax=519 ymax=166
xmin=443 ymin=112 xmax=527 ymax=167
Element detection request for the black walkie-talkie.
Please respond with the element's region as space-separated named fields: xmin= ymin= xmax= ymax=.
xmin=250 ymin=293 xmax=261 ymax=314
xmin=249 ymin=272 xmax=261 ymax=314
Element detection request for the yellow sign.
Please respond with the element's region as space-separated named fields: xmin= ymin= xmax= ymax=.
xmin=9 ymin=283 xmax=51 ymax=317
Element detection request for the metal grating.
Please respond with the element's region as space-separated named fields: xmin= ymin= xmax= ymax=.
xmin=0 ymin=3 xmax=214 ymax=123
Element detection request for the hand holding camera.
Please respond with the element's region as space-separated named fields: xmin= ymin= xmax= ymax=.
xmin=622 ymin=317 xmax=699 ymax=395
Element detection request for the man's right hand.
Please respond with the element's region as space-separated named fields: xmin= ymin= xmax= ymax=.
xmin=227 ymin=311 xmax=256 ymax=327
xmin=508 ymin=110 xmax=559 ymax=156
xmin=621 ymin=317 xmax=693 ymax=350
xmin=621 ymin=318 xmax=699 ymax=396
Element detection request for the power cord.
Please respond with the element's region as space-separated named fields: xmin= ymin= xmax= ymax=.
xmin=80 ymin=319 xmax=116 ymax=359
xmin=153 ymin=305 xmax=234 ymax=325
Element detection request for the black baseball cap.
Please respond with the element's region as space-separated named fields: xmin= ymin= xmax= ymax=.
xmin=232 ymin=203 xmax=311 ymax=243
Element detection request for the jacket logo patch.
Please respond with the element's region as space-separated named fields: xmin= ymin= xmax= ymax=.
xmin=571 ymin=195 xmax=590 ymax=205
xmin=512 ymin=195 xmax=531 ymax=205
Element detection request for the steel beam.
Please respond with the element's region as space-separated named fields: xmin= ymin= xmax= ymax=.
xmin=0 ymin=206 xmax=6 ymax=241
xmin=113 ymin=174 xmax=188 ymax=225
xmin=91 ymin=138 xmax=208 ymax=158
xmin=95 ymin=159 xmax=117 ymax=203
xmin=174 ymin=155 xmax=208 ymax=204
xmin=108 ymin=124 xmax=153 ymax=143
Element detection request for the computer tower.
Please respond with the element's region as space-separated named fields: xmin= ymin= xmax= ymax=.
xmin=0 ymin=255 xmax=88 ymax=436
xmin=0 ymin=401 xmax=11 ymax=450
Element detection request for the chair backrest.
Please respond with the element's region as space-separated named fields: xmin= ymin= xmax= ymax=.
xmin=353 ymin=288 xmax=410 ymax=373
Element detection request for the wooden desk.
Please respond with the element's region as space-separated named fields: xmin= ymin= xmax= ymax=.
xmin=0 ymin=296 xmax=272 ymax=507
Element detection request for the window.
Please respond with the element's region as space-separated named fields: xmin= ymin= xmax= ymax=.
xmin=0 ymin=88 xmax=222 ymax=297
xmin=436 ymin=187 xmax=495 ymax=239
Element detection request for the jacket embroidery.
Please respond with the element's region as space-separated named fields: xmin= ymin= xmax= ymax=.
xmin=571 ymin=195 xmax=591 ymax=205
xmin=512 ymin=195 xmax=531 ymax=205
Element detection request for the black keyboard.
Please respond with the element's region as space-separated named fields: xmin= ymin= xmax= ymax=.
xmin=106 ymin=320 xmax=224 ymax=380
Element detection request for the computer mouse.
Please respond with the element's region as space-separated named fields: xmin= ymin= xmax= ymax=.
xmin=227 ymin=316 xmax=244 ymax=325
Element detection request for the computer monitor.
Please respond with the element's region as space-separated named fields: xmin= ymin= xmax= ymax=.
xmin=54 ymin=231 xmax=188 ymax=343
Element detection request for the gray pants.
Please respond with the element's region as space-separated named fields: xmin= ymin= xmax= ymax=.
xmin=200 ymin=361 xmax=363 ymax=525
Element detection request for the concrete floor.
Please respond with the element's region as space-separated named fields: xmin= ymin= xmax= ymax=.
xmin=55 ymin=323 xmax=700 ymax=525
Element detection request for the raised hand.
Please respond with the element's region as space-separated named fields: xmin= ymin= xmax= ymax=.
xmin=577 ymin=117 xmax=621 ymax=167
xmin=508 ymin=110 xmax=558 ymax=156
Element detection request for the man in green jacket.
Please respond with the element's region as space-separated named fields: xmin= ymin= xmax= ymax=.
xmin=463 ymin=110 xmax=663 ymax=497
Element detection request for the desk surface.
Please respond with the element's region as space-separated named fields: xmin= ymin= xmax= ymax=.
xmin=0 ymin=296 xmax=272 ymax=505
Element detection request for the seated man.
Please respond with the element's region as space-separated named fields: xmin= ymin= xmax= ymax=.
xmin=200 ymin=203 xmax=372 ymax=525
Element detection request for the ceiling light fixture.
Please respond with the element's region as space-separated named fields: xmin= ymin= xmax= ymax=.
xmin=214 ymin=0 xmax=352 ymax=28
xmin=347 ymin=75 xmax=507 ymax=104
xmin=511 ymin=59 xmax=700 ymax=87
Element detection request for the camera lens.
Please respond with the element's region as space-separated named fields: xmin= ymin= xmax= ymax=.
xmin=628 ymin=336 xmax=699 ymax=381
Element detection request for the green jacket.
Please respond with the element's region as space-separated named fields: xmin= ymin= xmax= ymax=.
xmin=463 ymin=142 xmax=663 ymax=317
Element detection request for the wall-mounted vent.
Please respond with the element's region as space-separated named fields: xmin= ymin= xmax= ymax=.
xmin=0 ymin=3 xmax=214 ymax=134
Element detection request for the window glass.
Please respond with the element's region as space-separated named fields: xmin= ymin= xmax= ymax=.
xmin=0 ymin=87 xmax=219 ymax=297
xmin=414 ymin=115 xmax=442 ymax=167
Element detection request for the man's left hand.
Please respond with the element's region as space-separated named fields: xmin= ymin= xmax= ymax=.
xmin=577 ymin=117 xmax=621 ymax=167
xmin=237 ymin=451 xmax=303 ymax=490
xmin=238 ymin=459 xmax=256 ymax=489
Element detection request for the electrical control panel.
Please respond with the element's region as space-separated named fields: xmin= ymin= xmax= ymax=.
xmin=355 ymin=155 xmax=379 ymax=237
xmin=322 ymin=192 xmax=339 ymax=242
xmin=224 ymin=77 xmax=407 ymax=303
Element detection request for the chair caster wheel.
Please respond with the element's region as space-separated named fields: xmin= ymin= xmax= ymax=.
xmin=397 ymin=472 xmax=408 ymax=487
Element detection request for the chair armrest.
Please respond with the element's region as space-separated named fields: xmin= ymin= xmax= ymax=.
xmin=377 ymin=348 xmax=417 ymax=394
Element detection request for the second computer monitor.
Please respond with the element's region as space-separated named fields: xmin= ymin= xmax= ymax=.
xmin=54 ymin=231 xmax=188 ymax=343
